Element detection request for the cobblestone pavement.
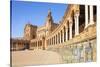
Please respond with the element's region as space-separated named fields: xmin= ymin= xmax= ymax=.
xmin=12 ymin=49 xmax=63 ymax=67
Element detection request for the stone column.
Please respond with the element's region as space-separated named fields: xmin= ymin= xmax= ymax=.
xmin=74 ymin=11 xmax=79 ymax=36
xmin=51 ymin=38 xmax=52 ymax=45
xmin=48 ymin=39 xmax=49 ymax=46
xmin=62 ymin=29 xmax=64 ymax=43
xmin=50 ymin=38 xmax=51 ymax=45
xmin=42 ymin=40 xmax=44 ymax=49
xmin=52 ymin=37 xmax=53 ymax=45
xmin=69 ymin=22 xmax=73 ymax=39
xmin=60 ymin=32 xmax=61 ymax=44
xmin=37 ymin=41 xmax=38 ymax=49
xmin=57 ymin=34 xmax=59 ymax=44
xmin=89 ymin=5 xmax=94 ymax=25
xmin=52 ymin=37 xmax=54 ymax=45
xmin=38 ymin=41 xmax=40 ymax=49
xmin=66 ymin=27 xmax=68 ymax=41
xmin=49 ymin=39 xmax=50 ymax=45
xmin=54 ymin=36 xmax=55 ymax=45
xmin=55 ymin=36 xmax=56 ymax=45
xmin=53 ymin=37 xmax=54 ymax=45
xmin=50 ymin=38 xmax=52 ymax=45
xmin=51 ymin=37 xmax=53 ymax=45
xmin=85 ymin=5 xmax=89 ymax=28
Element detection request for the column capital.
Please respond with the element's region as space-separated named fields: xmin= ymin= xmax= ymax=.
xmin=65 ymin=26 xmax=68 ymax=30
xmin=68 ymin=17 xmax=72 ymax=25
xmin=65 ymin=27 xmax=68 ymax=41
xmin=74 ymin=10 xmax=80 ymax=17
xmin=65 ymin=22 xmax=69 ymax=29
xmin=68 ymin=17 xmax=73 ymax=23
xmin=69 ymin=22 xmax=73 ymax=27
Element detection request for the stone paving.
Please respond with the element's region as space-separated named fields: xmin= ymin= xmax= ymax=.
xmin=12 ymin=49 xmax=63 ymax=67
xmin=12 ymin=38 xmax=96 ymax=67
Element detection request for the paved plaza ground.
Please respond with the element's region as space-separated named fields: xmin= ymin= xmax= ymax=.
xmin=12 ymin=49 xmax=63 ymax=67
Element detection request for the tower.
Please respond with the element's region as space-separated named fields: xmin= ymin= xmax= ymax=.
xmin=45 ymin=10 xmax=54 ymax=35
xmin=24 ymin=23 xmax=37 ymax=40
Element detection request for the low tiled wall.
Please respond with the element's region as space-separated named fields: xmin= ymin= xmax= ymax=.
xmin=47 ymin=25 xmax=96 ymax=63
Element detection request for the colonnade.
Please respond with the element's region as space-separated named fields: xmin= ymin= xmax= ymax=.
xmin=11 ymin=41 xmax=26 ymax=50
xmin=30 ymin=40 xmax=43 ymax=49
xmin=47 ymin=5 xmax=95 ymax=46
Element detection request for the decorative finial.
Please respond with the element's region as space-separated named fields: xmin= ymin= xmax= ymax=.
xmin=48 ymin=9 xmax=51 ymax=16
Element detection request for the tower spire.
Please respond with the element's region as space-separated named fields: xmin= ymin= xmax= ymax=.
xmin=47 ymin=9 xmax=53 ymax=21
xmin=45 ymin=9 xmax=53 ymax=26
xmin=48 ymin=9 xmax=51 ymax=17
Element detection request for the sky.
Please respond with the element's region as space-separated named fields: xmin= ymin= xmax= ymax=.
xmin=11 ymin=1 xmax=68 ymax=38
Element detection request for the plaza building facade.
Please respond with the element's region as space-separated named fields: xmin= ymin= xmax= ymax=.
xmin=11 ymin=4 xmax=97 ymax=63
